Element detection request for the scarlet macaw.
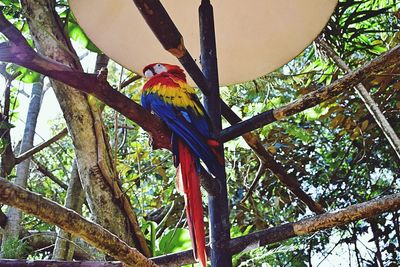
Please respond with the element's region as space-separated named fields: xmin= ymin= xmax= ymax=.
xmin=141 ymin=63 xmax=223 ymax=267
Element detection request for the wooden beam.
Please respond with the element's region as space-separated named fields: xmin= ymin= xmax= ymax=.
xmin=199 ymin=1 xmax=232 ymax=266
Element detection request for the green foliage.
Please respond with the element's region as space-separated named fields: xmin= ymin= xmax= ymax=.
xmin=1 ymin=236 xmax=32 ymax=259
xmin=157 ymin=228 xmax=192 ymax=255
xmin=2 ymin=0 xmax=400 ymax=265
xmin=10 ymin=65 xmax=41 ymax=84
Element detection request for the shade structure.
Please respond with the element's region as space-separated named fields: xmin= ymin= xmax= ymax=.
xmin=69 ymin=0 xmax=337 ymax=86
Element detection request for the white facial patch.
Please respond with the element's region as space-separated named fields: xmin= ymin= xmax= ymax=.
xmin=153 ymin=64 xmax=167 ymax=74
xmin=144 ymin=69 xmax=154 ymax=78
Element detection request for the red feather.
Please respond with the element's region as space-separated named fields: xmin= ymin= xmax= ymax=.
xmin=176 ymin=139 xmax=207 ymax=267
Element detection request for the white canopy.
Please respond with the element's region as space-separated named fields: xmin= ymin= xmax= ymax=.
xmin=69 ymin=0 xmax=337 ymax=85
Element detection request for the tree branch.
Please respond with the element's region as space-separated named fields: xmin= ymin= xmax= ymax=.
xmin=0 ymin=11 xmax=171 ymax=150
xmin=32 ymin=158 xmax=68 ymax=190
xmin=15 ymin=128 xmax=68 ymax=164
xmin=0 ymin=260 xmax=123 ymax=266
xmin=152 ymin=192 xmax=400 ymax=266
xmin=219 ymin=44 xmax=400 ymax=142
xmin=0 ymin=177 xmax=158 ymax=267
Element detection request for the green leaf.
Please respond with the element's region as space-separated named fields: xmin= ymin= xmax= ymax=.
xmin=0 ymin=121 xmax=15 ymax=129
xmin=158 ymin=228 xmax=192 ymax=255
xmin=10 ymin=65 xmax=41 ymax=83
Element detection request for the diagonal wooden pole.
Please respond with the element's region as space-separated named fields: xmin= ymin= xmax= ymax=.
xmin=199 ymin=1 xmax=232 ymax=266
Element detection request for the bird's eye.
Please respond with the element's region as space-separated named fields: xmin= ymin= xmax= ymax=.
xmin=153 ymin=64 xmax=167 ymax=74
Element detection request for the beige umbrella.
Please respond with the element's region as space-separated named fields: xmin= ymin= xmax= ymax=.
xmin=69 ymin=0 xmax=337 ymax=85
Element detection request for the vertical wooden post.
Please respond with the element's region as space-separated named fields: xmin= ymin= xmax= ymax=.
xmin=199 ymin=1 xmax=232 ymax=266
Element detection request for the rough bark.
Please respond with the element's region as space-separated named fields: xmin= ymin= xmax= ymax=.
xmin=0 ymin=260 xmax=123 ymax=266
xmin=152 ymin=192 xmax=400 ymax=266
xmin=1 ymin=76 xmax=44 ymax=250
xmin=0 ymin=177 xmax=157 ymax=267
xmin=19 ymin=0 xmax=149 ymax=256
xmin=52 ymin=160 xmax=85 ymax=260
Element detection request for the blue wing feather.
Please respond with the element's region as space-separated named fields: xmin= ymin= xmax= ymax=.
xmin=141 ymin=92 xmax=221 ymax=177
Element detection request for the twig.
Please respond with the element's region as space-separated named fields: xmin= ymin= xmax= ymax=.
xmin=15 ymin=128 xmax=68 ymax=164
xmin=120 ymin=75 xmax=141 ymax=89
xmin=32 ymin=158 xmax=68 ymax=190
xmin=241 ymin=162 xmax=267 ymax=203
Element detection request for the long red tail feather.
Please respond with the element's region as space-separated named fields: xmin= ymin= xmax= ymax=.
xmin=176 ymin=139 xmax=207 ymax=267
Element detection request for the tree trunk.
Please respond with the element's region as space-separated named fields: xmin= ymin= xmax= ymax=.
xmin=1 ymin=76 xmax=44 ymax=252
xmin=19 ymin=0 xmax=147 ymax=254
xmin=52 ymin=159 xmax=85 ymax=260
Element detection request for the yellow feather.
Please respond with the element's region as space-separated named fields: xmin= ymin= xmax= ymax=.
xmin=146 ymin=80 xmax=204 ymax=116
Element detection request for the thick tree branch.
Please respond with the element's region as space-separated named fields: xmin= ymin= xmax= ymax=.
xmin=0 ymin=11 xmax=170 ymax=150
xmin=15 ymin=128 xmax=68 ymax=164
xmin=219 ymin=44 xmax=400 ymax=142
xmin=0 ymin=177 xmax=157 ymax=267
xmin=152 ymin=192 xmax=400 ymax=266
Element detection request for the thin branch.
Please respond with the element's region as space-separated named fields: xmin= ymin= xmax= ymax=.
xmin=120 ymin=75 xmax=141 ymax=89
xmin=240 ymin=162 xmax=266 ymax=203
xmin=0 ymin=177 xmax=158 ymax=267
xmin=32 ymin=158 xmax=68 ymax=190
xmin=15 ymin=128 xmax=68 ymax=164
xmin=0 ymin=206 xmax=7 ymax=228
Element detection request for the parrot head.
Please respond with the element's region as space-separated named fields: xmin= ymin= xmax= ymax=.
xmin=143 ymin=63 xmax=186 ymax=81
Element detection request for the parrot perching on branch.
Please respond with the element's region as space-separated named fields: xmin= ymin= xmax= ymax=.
xmin=141 ymin=63 xmax=223 ymax=267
